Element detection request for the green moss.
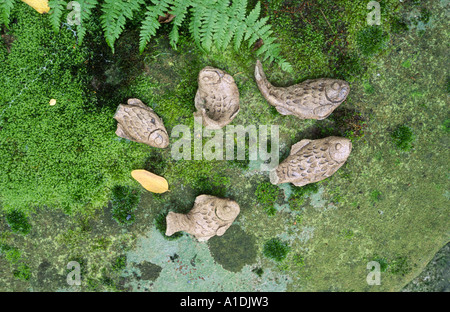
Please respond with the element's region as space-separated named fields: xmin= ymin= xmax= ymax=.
xmin=289 ymin=183 xmax=319 ymax=211
xmin=341 ymin=229 xmax=355 ymax=239
xmin=252 ymin=267 xmax=264 ymax=277
xmin=263 ymin=238 xmax=291 ymax=262
xmin=255 ymin=182 xmax=280 ymax=216
xmin=110 ymin=186 xmax=141 ymax=226
xmin=154 ymin=211 xmax=183 ymax=241
xmin=356 ymin=26 xmax=389 ymax=57
xmin=5 ymin=210 xmax=31 ymax=235
xmin=292 ymin=253 xmax=305 ymax=268
xmin=419 ymin=8 xmax=431 ymax=24
xmin=363 ymin=82 xmax=375 ymax=94
xmin=390 ymin=125 xmax=415 ymax=151
xmin=112 ymin=255 xmax=127 ymax=272
xmin=401 ymin=59 xmax=412 ymax=68
xmin=0 ymin=5 xmax=149 ymax=216
xmin=371 ymin=257 xmax=389 ymax=272
xmin=390 ymin=17 xmax=409 ymax=34
xmin=318 ymin=109 xmax=368 ymax=143
xmin=389 ymin=256 xmax=412 ymax=276
xmin=370 ymin=190 xmax=382 ymax=203
xmin=13 ymin=263 xmax=31 ymax=281
xmin=208 ymin=225 xmax=257 ymax=272
xmin=135 ymin=261 xmax=163 ymax=281
xmin=0 ymin=244 xmax=22 ymax=265
xmin=441 ymin=119 xmax=450 ymax=133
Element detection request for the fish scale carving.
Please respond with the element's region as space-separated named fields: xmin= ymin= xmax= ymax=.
xmin=255 ymin=60 xmax=350 ymax=120
xmin=114 ymin=98 xmax=169 ymax=148
xmin=270 ymin=137 xmax=352 ymax=187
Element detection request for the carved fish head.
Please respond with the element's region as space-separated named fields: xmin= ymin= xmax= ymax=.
xmin=198 ymin=67 xmax=235 ymax=90
xmin=214 ymin=199 xmax=240 ymax=222
xmin=328 ymin=137 xmax=352 ymax=163
xmin=148 ymin=129 xmax=169 ymax=148
xmin=114 ymin=100 xmax=170 ymax=149
xmin=325 ymin=80 xmax=350 ymax=104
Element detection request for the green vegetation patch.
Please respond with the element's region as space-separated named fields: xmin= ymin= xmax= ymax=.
xmin=0 ymin=5 xmax=149 ymax=215
xmin=110 ymin=186 xmax=141 ymax=226
xmin=135 ymin=261 xmax=163 ymax=281
xmin=208 ymin=225 xmax=257 ymax=273
xmin=390 ymin=125 xmax=415 ymax=151
xmin=356 ymin=26 xmax=389 ymax=57
xmin=255 ymin=182 xmax=280 ymax=216
xmin=5 ymin=210 xmax=31 ymax=235
xmin=289 ymin=183 xmax=319 ymax=211
xmin=154 ymin=211 xmax=183 ymax=241
xmin=0 ymin=244 xmax=22 ymax=265
xmin=263 ymin=238 xmax=290 ymax=262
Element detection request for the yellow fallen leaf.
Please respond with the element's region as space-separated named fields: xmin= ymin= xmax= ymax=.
xmin=22 ymin=0 xmax=50 ymax=14
xmin=131 ymin=170 xmax=169 ymax=194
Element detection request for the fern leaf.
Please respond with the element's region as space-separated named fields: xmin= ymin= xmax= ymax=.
xmin=213 ymin=13 xmax=228 ymax=50
xmin=233 ymin=22 xmax=246 ymax=51
xmin=169 ymin=24 xmax=179 ymax=49
xmin=189 ymin=3 xmax=205 ymax=49
xmin=76 ymin=0 xmax=97 ymax=44
xmin=245 ymin=1 xmax=260 ymax=26
xmin=101 ymin=0 xmax=144 ymax=53
xmin=48 ymin=0 xmax=67 ymax=33
xmin=231 ymin=0 xmax=247 ymax=21
xmin=0 ymin=0 xmax=15 ymax=26
xmin=219 ymin=17 xmax=237 ymax=51
xmin=169 ymin=0 xmax=189 ymax=26
xmin=199 ymin=6 xmax=217 ymax=51
xmin=139 ymin=0 xmax=173 ymax=54
xmin=168 ymin=0 xmax=189 ymax=49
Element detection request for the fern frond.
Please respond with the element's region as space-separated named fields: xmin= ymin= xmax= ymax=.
xmin=139 ymin=0 xmax=174 ymax=53
xmin=233 ymin=22 xmax=246 ymax=51
xmin=219 ymin=17 xmax=237 ymax=51
xmin=48 ymin=0 xmax=67 ymax=33
xmin=245 ymin=1 xmax=261 ymax=27
xmin=212 ymin=0 xmax=231 ymax=51
xmin=189 ymin=3 xmax=205 ymax=49
xmin=199 ymin=4 xmax=218 ymax=51
xmin=0 ymin=0 xmax=15 ymax=26
xmin=232 ymin=0 xmax=247 ymax=21
xmin=168 ymin=0 xmax=190 ymax=49
xmin=169 ymin=0 xmax=189 ymax=27
xmin=101 ymin=0 xmax=144 ymax=53
xmin=76 ymin=0 xmax=98 ymax=44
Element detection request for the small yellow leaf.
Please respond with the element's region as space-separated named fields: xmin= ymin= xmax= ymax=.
xmin=49 ymin=99 xmax=57 ymax=106
xmin=131 ymin=170 xmax=169 ymax=194
xmin=21 ymin=0 xmax=50 ymax=14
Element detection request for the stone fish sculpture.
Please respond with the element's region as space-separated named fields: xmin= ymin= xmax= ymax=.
xmin=255 ymin=60 xmax=350 ymax=120
xmin=270 ymin=136 xmax=352 ymax=187
xmin=113 ymin=98 xmax=169 ymax=148
xmin=166 ymin=195 xmax=240 ymax=241
xmin=194 ymin=67 xmax=240 ymax=129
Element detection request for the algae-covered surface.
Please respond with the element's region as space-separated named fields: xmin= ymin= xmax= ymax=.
xmin=0 ymin=0 xmax=448 ymax=292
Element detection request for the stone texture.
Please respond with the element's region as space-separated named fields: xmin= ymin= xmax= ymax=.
xmin=165 ymin=195 xmax=240 ymax=241
xmin=255 ymin=60 xmax=350 ymax=120
xmin=194 ymin=67 xmax=240 ymax=129
xmin=114 ymin=98 xmax=169 ymax=148
xmin=270 ymin=136 xmax=352 ymax=187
